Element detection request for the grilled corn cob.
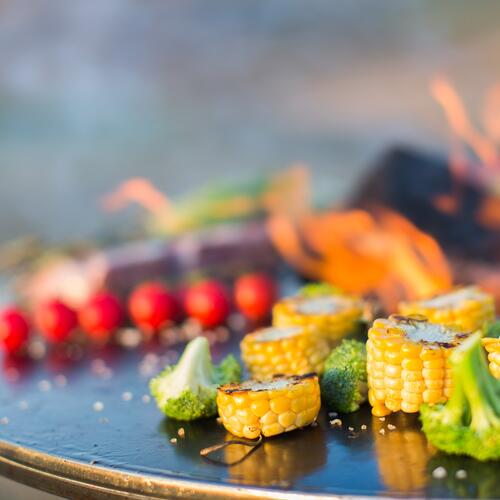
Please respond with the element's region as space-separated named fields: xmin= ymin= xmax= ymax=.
xmin=372 ymin=414 xmax=435 ymax=494
xmin=240 ymin=325 xmax=330 ymax=379
xmin=273 ymin=294 xmax=364 ymax=343
xmin=217 ymin=374 xmax=321 ymax=439
xmin=367 ymin=314 xmax=472 ymax=416
xmin=482 ymin=337 xmax=500 ymax=379
xmin=398 ymin=286 xmax=494 ymax=332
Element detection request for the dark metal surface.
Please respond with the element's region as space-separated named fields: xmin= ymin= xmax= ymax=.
xmin=0 ymin=332 xmax=498 ymax=499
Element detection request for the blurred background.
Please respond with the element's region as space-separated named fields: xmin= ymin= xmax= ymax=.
xmin=1 ymin=1 xmax=500 ymax=498
xmin=1 ymin=0 xmax=500 ymax=244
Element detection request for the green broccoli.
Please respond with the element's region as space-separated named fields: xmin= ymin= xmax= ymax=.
xmin=299 ymin=282 xmax=342 ymax=298
xmin=320 ymin=339 xmax=367 ymax=413
xmin=420 ymin=332 xmax=500 ymax=461
xmin=150 ymin=336 xmax=242 ymax=421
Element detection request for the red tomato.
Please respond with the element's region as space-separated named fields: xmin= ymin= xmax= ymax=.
xmin=128 ymin=282 xmax=180 ymax=332
xmin=0 ymin=307 xmax=30 ymax=354
xmin=79 ymin=292 xmax=124 ymax=340
xmin=184 ymin=280 xmax=230 ymax=328
xmin=234 ymin=273 xmax=277 ymax=321
xmin=36 ymin=299 xmax=78 ymax=343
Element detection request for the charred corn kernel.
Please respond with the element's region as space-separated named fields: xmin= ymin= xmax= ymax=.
xmin=217 ymin=374 xmax=320 ymax=439
xmin=241 ymin=326 xmax=330 ymax=379
xmin=373 ymin=413 xmax=435 ymax=493
xmin=398 ymin=286 xmax=495 ymax=332
xmin=367 ymin=314 xmax=473 ymax=415
xmin=272 ymin=293 xmax=364 ymax=343
xmin=483 ymin=337 xmax=500 ymax=378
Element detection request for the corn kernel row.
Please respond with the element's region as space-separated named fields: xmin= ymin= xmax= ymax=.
xmin=398 ymin=286 xmax=494 ymax=333
xmin=483 ymin=337 xmax=500 ymax=379
xmin=367 ymin=315 xmax=471 ymax=416
xmin=240 ymin=326 xmax=330 ymax=379
xmin=217 ymin=374 xmax=321 ymax=439
xmin=273 ymin=294 xmax=364 ymax=344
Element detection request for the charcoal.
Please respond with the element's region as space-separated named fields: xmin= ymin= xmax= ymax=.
xmin=348 ymin=146 xmax=500 ymax=262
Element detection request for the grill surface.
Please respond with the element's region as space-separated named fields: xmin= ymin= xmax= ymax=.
xmin=0 ymin=326 xmax=497 ymax=499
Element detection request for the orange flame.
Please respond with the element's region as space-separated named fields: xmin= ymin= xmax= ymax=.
xmin=430 ymin=76 xmax=500 ymax=229
xmin=102 ymin=166 xmax=310 ymax=235
xmin=476 ymin=195 xmax=500 ymax=229
xmin=102 ymin=177 xmax=172 ymax=215
xmin=430 ymin=77 xmax=499 ymax=170
xmin=267 ymin=206 xmax=452 ymax=311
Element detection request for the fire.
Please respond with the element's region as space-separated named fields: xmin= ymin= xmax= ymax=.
xmin=102 ymin=166 xmax=309 ymax=236
xmin=104 ymin=168 xmax=454 ymax=312
xmin=430 ymin=76 xmax=500 ymax=227
xmin=430 ymin=77 xmax=498 ymax=170
xmin=102 ymin=177 xmax=172 ymax=215
xmin=267 ymin=206 xmax=452 ymax=311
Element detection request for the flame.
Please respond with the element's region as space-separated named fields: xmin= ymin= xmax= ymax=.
xmin=267 ymin=206 xmax=452 ymax=311
xmin=477 ymin=195 xmax=500 ymax=229
xmin=430 ymin=77 xmax=499 ymax=170
xmin=102 ymin=166 xmax=309 ymax=235
xmin=430 ymin=76 xmax=500 ymax=231
xmin=102 ymin=177 xmax=172 ymax=214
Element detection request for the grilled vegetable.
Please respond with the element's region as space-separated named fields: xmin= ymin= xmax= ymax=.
xmin=273 ymin=290 xmax=364 ymax=344
xmin=217 ymin=374 xmax=321 ymax=439
xmin=398 ymin=286 xmax=494 ymax=333
xmin=367 ymin=315 xmax=472 ymax=416
xmin=420 ymin=332 xmax=500 ymax=461
xmin=150 ymin=336 xmax=241 ymax=420
xmin=483 ymin=321 xmax=500 ymax=379
xmin=240 ymin=325 xmax=330 ymax=379
xmin=320 ymin=339 xmax=368 ymax=413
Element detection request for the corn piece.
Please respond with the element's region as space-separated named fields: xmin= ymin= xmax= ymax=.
xmin=241 ymin=325 xmax=330 ymax=379
xmin=398 ymin=286 xmax=494 ymax=332
xmin=272 ymin=293 xmax=364 ymax=343
xmin=367 ymin=314 xmax=473 ymax=415
xmin=217 ymin=374 xmax=321 ymax=438
xmin=483 ymin=337 xmax=500 ymax=379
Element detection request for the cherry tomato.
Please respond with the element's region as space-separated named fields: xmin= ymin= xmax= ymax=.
xmin=79 ymin=292 xmax=124 ymax=340
xmin=36 ymin=299 xmax=78 ymax=343
xmin=0 ymin=307 xmax=30 ymax=354
xmin=234 ymin=273 xmax=277 ymax=321
xmin=128 ymin=282 xmax=180 ymax=332
xmin=184 ymin=280 xmax=230 ymax=328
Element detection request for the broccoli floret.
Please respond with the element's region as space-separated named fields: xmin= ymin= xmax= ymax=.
xmin=299 ymin=282 xmax=342 ymax=298
xmin=214 ymin=354 xmax=242 ymax=385
xmin=420 ymin=332 xmax=500 ymax=461
xmin=150 ymin=336 xmax=242 ymax=421
xmin=320 ymin=339 xmax=367 ymax=413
